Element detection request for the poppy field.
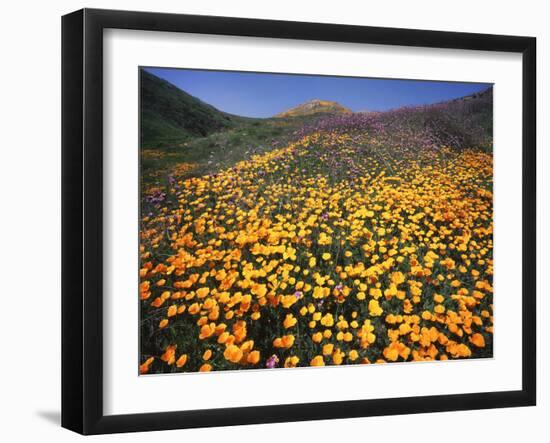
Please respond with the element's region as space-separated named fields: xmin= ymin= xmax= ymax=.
xmin=139 ymin=72 xmax=493 ymax=374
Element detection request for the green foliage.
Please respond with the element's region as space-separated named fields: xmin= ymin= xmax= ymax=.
xmin=140 ymin=70 xmax=252 ymax=147
xmin=141 ymin=118 xmax=321 ymax=187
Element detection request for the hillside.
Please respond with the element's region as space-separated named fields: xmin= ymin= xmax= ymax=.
xmin=141 ymin=86 xmax=493 ymax=187
xmin=299 ymin=86 xmax=493 ymax=151
xmin=276 ymin=99 xmax=352 ymax=118
xmin=140 ymin=85 xmax=494 ymax=374
xmin=140 ymin=70 xmax=249 ymax=147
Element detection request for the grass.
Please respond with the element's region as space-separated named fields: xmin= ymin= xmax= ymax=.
xmin=140 ymin=115 xmax=322 ymax=186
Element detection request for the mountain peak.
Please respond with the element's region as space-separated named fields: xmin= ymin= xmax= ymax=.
xmin=276 ymin=99 xmax=352 ymax=118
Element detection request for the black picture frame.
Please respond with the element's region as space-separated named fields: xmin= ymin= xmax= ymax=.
xmin=62 ymin=8 xmax=537 ymax=435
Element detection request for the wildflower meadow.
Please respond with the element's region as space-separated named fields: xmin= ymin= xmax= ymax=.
xmin=139 ymin=70 xmax=493 ymax=374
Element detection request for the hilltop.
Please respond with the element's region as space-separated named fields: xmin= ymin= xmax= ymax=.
xmin=275 ymin=99 xmax=352 ymax=118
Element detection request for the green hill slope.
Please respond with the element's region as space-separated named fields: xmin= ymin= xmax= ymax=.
xmin=140 ymin=70 xmax=247 ymax=147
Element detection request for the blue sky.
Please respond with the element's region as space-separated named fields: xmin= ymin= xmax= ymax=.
xmin=144 ymin=67 xmax=491 ymax=118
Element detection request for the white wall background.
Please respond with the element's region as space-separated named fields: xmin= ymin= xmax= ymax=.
xmin=0 ymin=0 xmax=546 ymax=441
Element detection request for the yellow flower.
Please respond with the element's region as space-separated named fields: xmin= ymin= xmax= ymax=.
xmin=283 ymin=313 xmax=297 ymax=329
xmin=251 ymin=283 xmax=268 ymax=298
xmin=161 ymin=345 xmax=176 ymax=365
xmin=433 ymin=294 xmax=444 ymax=303
xmin=385 ymin=348 xmax=399 ymax=362
xmin=199 ymin=363 xmax=212 ymax=372
xmin=310 ymin=355 xmax=325 ymax=366
xmin=313 ymin=286 xmax=329 ymax=298
xmin=140 ymin=357 xmax=154 ymax=374
xmin=188 ymin=303 xmax=200 ymax=315
xmin=320 ymin=313 xmax=334 ymax=327
xmin=312 ymin=332 xmax=323 ymax=343
xmin=240 ymin=340 xmax=254 ymax=353
xmin=322 ymin=253 xmax=331 ymax=261
xmin=176 ymin=354 xmax=188 ymax=368
xmin=358 ymin=320 xmax=376 ymax=348
xmin=368 ymin=299 xmax=383 ymax=316
xmin=470 ymin=333 xmax=486 ymax=348
xmin=447 ymin=342 xmax=472 ymax=358
xmin=233 ymin=320 xmax=247 ymax=342
xmin=332 ymin=349 xmax=345 ymax=365
xmin=390 ymin=271 xmax=405 ymax=285
xmin=369 ymin=288 xmax=382 ymax=299
xmin=199 ymin=323 xmax=215 ymax=339
xmin=217 ymin=331 xmax=230 ymax=344
xmin=284 ymin=355 xmax=300 ymax=368
xmin=247 ymin=350 xmax=261 ymax=364
xmin=196 ymin=287 xmax=210 ymax=298
xmin=322 ymin=343 xmax=334 ymax=355
xmin=273 ymin=335 xmax=295 ymax=348
xmin=167 ymin=305 xmax=177 ymax=317
xmin=280 ymin=295 xmax=298 ymax=308
xmin=383 ymin=342 xmax=410 ymax=361
xmin=223 ymin=344 xmax=244 ymax=363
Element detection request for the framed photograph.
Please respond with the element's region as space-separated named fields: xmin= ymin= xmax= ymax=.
xmin=62 ymin=8 xmax=536 ymax=435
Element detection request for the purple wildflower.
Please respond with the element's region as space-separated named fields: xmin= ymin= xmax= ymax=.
xmin=266 ymin=355 xmax=279 ymax=369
